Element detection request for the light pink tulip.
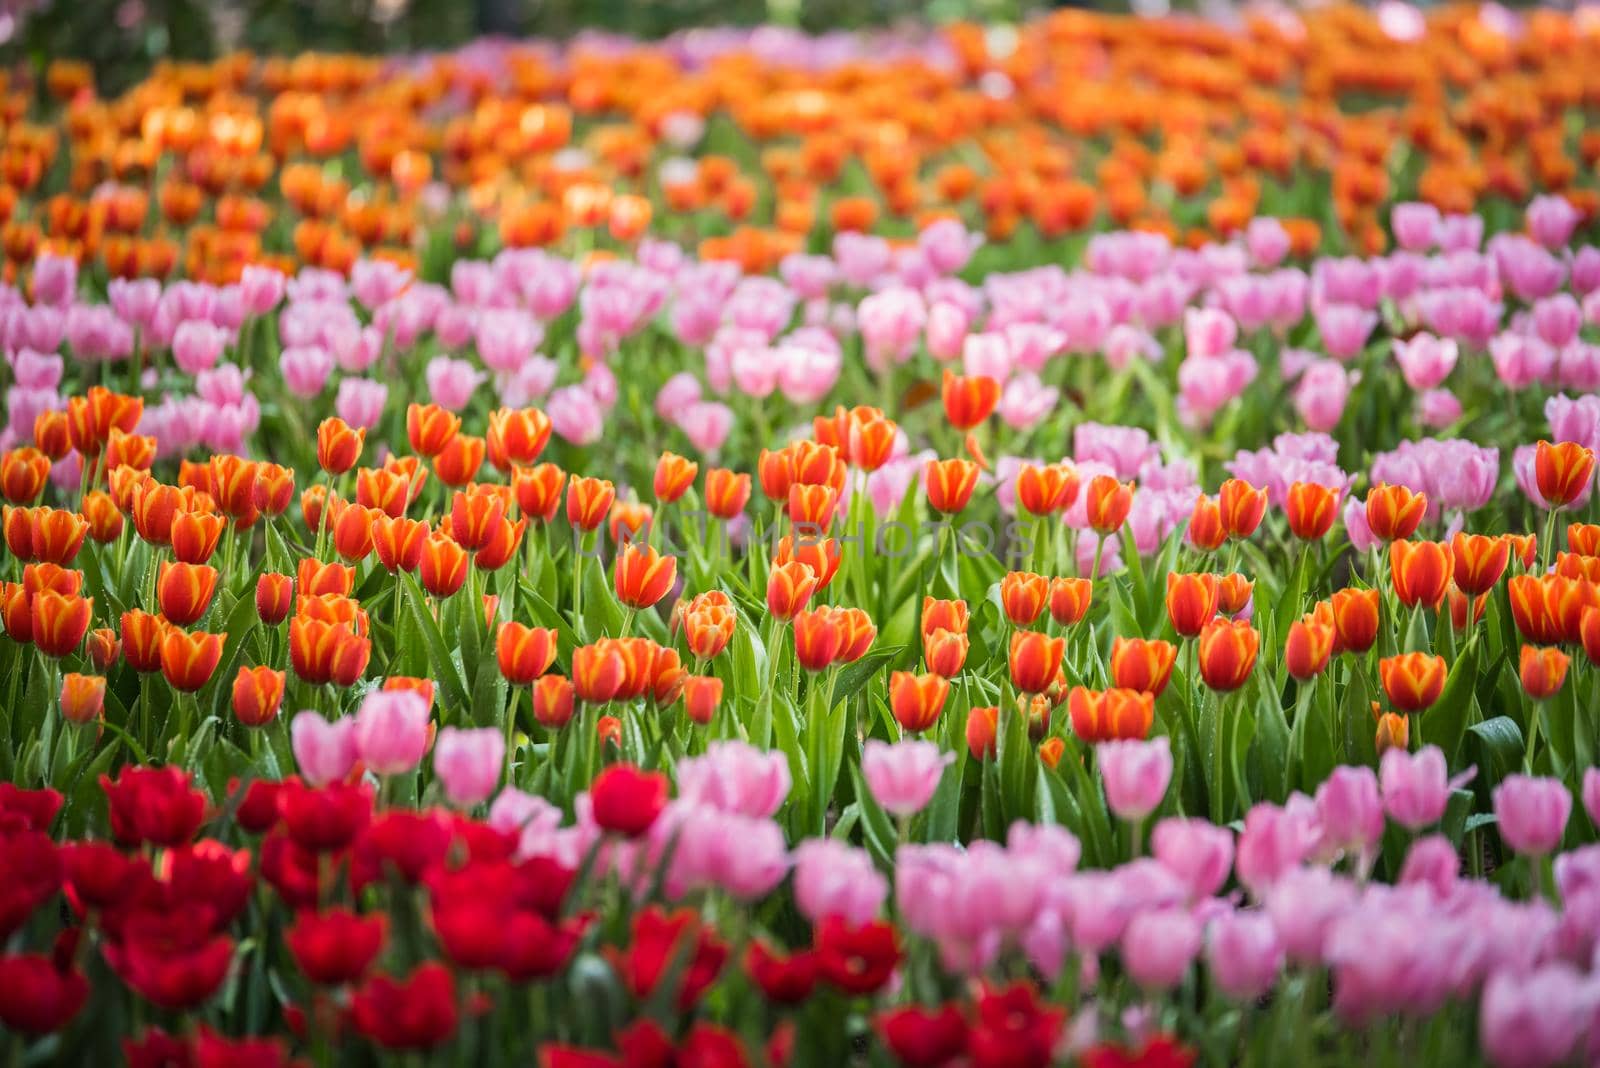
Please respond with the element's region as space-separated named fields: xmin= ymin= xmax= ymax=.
xmin=433 ymin=726 xmax=506 ymax=807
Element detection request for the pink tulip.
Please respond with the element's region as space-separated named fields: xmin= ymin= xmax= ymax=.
xmin=676 ymin=741 xmax=791 ymax=819
xmin=1235 ymin=795 xmax=1320 ymax=894
xmin=1206 ymin=910 xmax=1283 ymax=999
xmin=1493 ymin=775 xmax=1571 ymax=857
xmin=654 ymin=371 xmax=703 ymax=422
xmin=10 ymin=349 xmax=63 ymax=390
xmin=1572 ymin=246 xmax=1600 ymax=296
xmin=352 ymin=690 xmax=430 ymax=776
xmin=962 ymin=332 xmax=1012 ymax=381
xmin=1264 ymin=866 xmax=1357 ymax=963
xmin=793 ymin=839 xmax=887 ymax=925
xmin=1391 ymin=202 xmax=1441 ymax=251
xmin=238 ymin=264 xmax=286 ymax=316
xmin=656 ymin=803 xmax=789 ymax=902
xmin=1245 ymin=217 xmax=1290 ymax=268
xmin=1314 ymin=766 xmax=1383 ymax=864
xmin=335 ymin=377 xmax=388 ymax=431
xmin=1526 ymin=194 xmax=1582 ymax=250
xmin=1291 ymin=360 xmax=1354 ymax=432
xmin=1398 ymin=834 xmax=1460 ymax=895
xmin=291 ymin=710 xmax=358 ymax=787
xmin=1490 ymin=333 xmax=1556 ymax=391
xmin=1184 ymin=307 xmax=1237 ymax=360
xmin=923 ymin=301 xmax=969 ymax=362
xmin=548 ymin=385 xmax=604 ymax=446
xmin=424 ymin=355 xmax=484 ymax=412
xmin=1315 ymin=303 xmax=1377 ymax=361
xmin=1379 ymin=745 xmax=1460 ymax=831
xmin=1584 ymin=767 xmax=1600 ymax=830
xmin=30 ymin=251 xmax=76 ymax=307
xmin=862 ymin=739 xmax=953 ymax=818
xmin=833 ymin=232 xmax=893 ymax=287
xmin=1479 ymin=964 xmax=1591 ymax=1068
xmin=432 ymin=726 xmax=506 ymax=808
xmin=858 ymin=286 xmax=926 ymax=371
xmin=498 ymin=356 xmax=559 ymax=409
xmin=1533 ymin=294 xmax=1583 ymax=348
xmin=172 ymin=320 xmax=229 ymax=376
xmin=779 ymin=253 xmax=837 ymax=301
xmin=1417 ymin=388 xmax=1463 ymax=429
xmin=109 ymin=277 xmax=161 ymax=328
xmin=1438 ymin=212 xmax=1484 ymax=252
xmin=279 ymin=344 xmax=334 ymax=398
xmin=918 ymin=218 xmax=982 ymax=275
xmin=1098 ymin=736 xmax=1172 ymax=822
xmin=351 ymin=258 xmax=413 ymax=310
xmin=1392 ymin=333 xmax=1457 ymax=391
xmin=1151 ymin=817 xmax=1234 ymax=900
xmin=730 ymin=343 xmax=779 ymax=398
xmin=997 ymin=372 xmax=1058 ymax=430
xmin=775 ymin=338 xmax=842 ymax=406
xmin=475 ymin=308 xmax=541 ymax=373
xmin=1121 ymin=908 xmax=1201 ymax=990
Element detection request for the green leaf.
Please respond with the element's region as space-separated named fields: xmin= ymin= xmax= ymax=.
xmin=831 ymin=648 xmax=900 ymax=709
xmin=848 ymin=762 xmax=898 ymax=870
xmin=1468 ymin=716 xmax=1524 ymax=786
xmin=1427 ymin=641 xmax=1481 ymax=766
xmin=396 ymin=572 xmax=471 ymax=716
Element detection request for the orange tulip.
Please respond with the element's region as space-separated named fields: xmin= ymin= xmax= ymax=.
xmin=1009 ymin=630 xmax=1065 ymax=693
xmin=419 ymin=532 xmax=470 ymax=598
xmin=612 ymin=638 xmax=658 ymax=702
xmin=1378 ymin=652 xmax=1447 ymax=713
xmin=1534 ymin=440 xmax=1595 ymax=507
xmin=81 ymin=491 xmax=122 ymax=543
xmin=921 ymin=597 xmax=969 ymax=636
xmin=766 ymin=561 xmax=818 ymax=621
xmin=316 ymin=417 xmax=365 ymax=475
xmin=1285 ymin=481 xmax=1338 ymax=540
xmin=329 ymin=501 xmax=379 ymax=562
xmin=87 ymin=628 xmax=120 ymax=672
xmin=287 ymin=617 xmax=369 ymax=687
xmin=372 ymin=515 xmax=429 ymax=573
xmin=966 ymin=705 xmax=1000 ymax=760
xmin=787 ymin=483 xmax=839 ymax=528
xmin=497 ymin=622 xmax=558 ymax=684
xmin=1570 ymin=523 xmax=1600 ymax=557
xmin=566 ymin=477 xmax=616 ymax=533
xmin=683 ymin=599 xmax=736 ymax=661
xmin=757 ymin=448 xmax=796 ymax=501
xmin=1049 ymin=577 xmax=1092 ymax=626
xmin=120 ymin=609 xmax=166 ymax=672
xmin=33 ymin=410 xmax=70 ymax=460
xmin=513 ymin=463 xmax=567 ymax=523
xmin=433 ymin=434 xmax=486 ymax=488
xmin=474 ymin=516 xmax=528 ymax=571
xmin=356 ymin=467 xmax=415 ymax=519
xmin=300 ymin=486 xmax=329 ymax=534
xmin=572 ymin=642 xmax=625 ymax=703
xmin=774 ymin=536 xmax=841 ymax=589
xmin=1015 ymin=462 xmax=1080 ymax=517
xmin=1450 ymin=533 xmax=1510 ymax=595
xmin=889 ymin=671 xmax=950 ymax=732
xmin=682 ymin=676 xmax=723 ymax=726
xmin=1390 ymin=539 xmax=1453 ymax=610
xmin=1520 ymin=644 xmax=1569 ymax=700
xmin=1187 ymin=496 xmax=1226 ymax=551
xmin=60 ymin=672 xmax=105 ymax=725
xmin=256 ymin=573 xmax=293 ymax=625
xmin=613 ymin=545 xmax=677 ymax=609
xmin=1218 ymin=479 xmax=1268 ymax=539
xmin=170 ymin=510 xmax=226 ymax=565
xmin=704 ymin=469 xmax=752 ymax=520
xmin=653 ymin=452 xmax=699 ymax=504
xmin=156 ymin=561 xmax=217 ymax=627
xmin=131 ymin=481 xmax=182 ymax=546
xmin=1364 ymin=483 xmax=1427 ymax=542
xmin=1284 ymin=619 xmax=1335 ymax=680
xmin=1330 ymin=587 xmax=1380 ymax=653
xmin=160 ymin=628 xmax=224 ymax=692
xmin=1197 ymin=618 xmax=1260 ymax=692
xmin=1216 ymin=573 xmax=1252 ymax=617
xmin=31 ymin=590 xmax=90 ymax=657
xmin=28 ymin=508 xmax=86 ymax=565
xmin=1110 ymin=636 xmax=1177 ymax=696
xmin=407 ymin=403 xmax=461 ymax=459
xmin=1556 ymin=553 xmax=1600 ymax=583
xmin=533 ymin=675 xmax=576 ymax=728
xmin=232 ymin=665 xmax=286 ymax=727
xmin=793 ymin=608 xmax=844 ymax=671
xmin=923 ymin=627 xmax=969 ymax=678
xmin=1 ymin=505 xmax=29 ymax=559
xmin=941 ymin=370 xmax=1001 ymax=430
xmin=835 ymin=607 xmax=876 ymax=663
xmin=1001 ymin=571 xmax=1050 ymax=627
xmin=449 ymin=488 xmax=507 ymax=553
xmin=1447 ymin=584 xmax=1489 ymax=631
xmin=788 ymin=441 xmax=845 ymax=491
xmin=846 ymin=416 xmax=897 ymax=473
xmin=1039 ymin=738 xmax=1066 ymax=770
xmin=1582 ymin=607 xmax=1600 ymax=666
xmin=0 ymin=447 xmax=49 ymax=503
xmin=1068 ymin=687 xmax=1154 ymax=743
xmin=297 ymin=558 xmax=354 ymax=598
xmin=925 ymin=458 xmax=980 ymax=515
xmin=1374 ymin=711 xmax=1409 ymax=755
xmin=1166 ymin=572 xmax=1220 ymax=638
xmin=1084 ymin=475 xmax=1134 ymax=533
xmin=487 ymin=407 xmax=551 ymax=469
xmin=206 ymin=454 xmax=259 ymax=519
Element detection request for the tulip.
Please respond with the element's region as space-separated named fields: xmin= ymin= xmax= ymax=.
xmin=1198 ymin=618 xmax=1259 ymax=692
xmin=31 ymin=590 xmax=91 ymax=657
xmin=0 ymin=447 xmax=49 ymax=503
xmin=433 ymin=727 xmax=506 ymax=808
xmin=566 ymin=477 xmax=616 ymax=532
xmin=1493 ymin=775 xmax=1571 ymax=857
xmin=793 ymin=608 xmax=845 ymax=672
xmin=406 ymin=403 xmax=460 ymax=458
xmin=316 ymin=417 xmax=365 ymax=475
xmin=1378 ymin=652 xmax=1447 ymax=713
xmin=940 ymin=369 xmax=1000 ymax=430
xmin=757 ymin=448 xmax=796 ymax=501
xmin=922 ymin=627 xmax=969 ymax=678
xmin=419 ymin=533 xmax=469 ymax=598
xmin=120 ymin=609 xmax=166 ymax=672
xmin=60 ymin=672 xmax=105 ymax=725
xmin=353 ymin=690 xmax=430 ymax=776
xmin=704 ymin=468 xmax=751 ymax=519
xmin=572 ymin=642 xmax=625 ymax=703
xmin=1284 ymin=620 xmax=1334 ymax=680
xmin=653 ymin=452 xmax=698 ymax=503
xmin=1364 ymin=483 xmax=1427 ymax=542
xmin=28 ymin=509 xmax=87 ymax=566
xmin=682 ymin=676 xmax=722 ymax=725
xmin=511 ymin=464 xmax=566 ymax=523
xmin=1084 ymin=474 xmax=1134 ymax=533
xmin=1049 ymin=577 xmax=1092 ymax=626
xmin=206 ymin=454 xmax=258 ymax=519
xmin=1099 ymin=736 xmax=1173 ymax=821
xmin=589 ymin=763 xmax=669 ymax=837
xmin=1000 ymin=571 xmax=1050 ymax=627
xmin=287 ymin=909 xmax=387 ymax=987
xmin=1187 ymin=495 xmax=1226 ymax=551
xmin=1379 ymin=745 xmax=1455 ymax=830
xmin=170 ymin=510 xmax=226 ymax=565
xmin=1329 ymin=587 xmax=1380 ymax=653
xmin=924 ymin=458 xmax=979 ymax=515
xmin=486 ymin=407 xmax=551 ymax=468
xmin=1520 ymin=644 xmax=1569 ymax=700
xmin=682 ymin=600 xmax=735 ymax=662
xmin=533 ymin=675 xmax=576 ymax=728
xmin=788 ymin=483 xmax=839 ymax=528
xmin=862 ymin=739 xmax=953 ymax=817
xmin=154 ymin=561 xmax=218 ymax=627
xmin=1374 ymin=711 xmax=1409 ymax=755
xmin=1068 ymin=686 xmax=1154 ymax=743
xmin=1218 ymin=478 xmax=1268 ymax=539
xmin=86 ymin=628 xmax=119 ymax=672
xmin=1534 ymin=440 xmax=1595 ymax=508
xmin=1450 ymin=532 xmax=1510 ymax=595
xmin=613 ymin=544 xmax=677 ymax=609
xmin=254 ymin=573 xmax=293 ymax=626
xmin=1284 ymin=481 xmax=1338 ymax=539
xmin=1014 ymin=462 xmax=1079 ymax=516
xmin=1390 ymin=539 xmax=1452 ymax=610
xmin=649 ymin=646 xmax=687 ymax=706
xmin=80 ymin=491 xmax=122 ymax=542
xmin=847 ymin=415 xmax=898 ymax=472
xmin=1009 ymin=630 xmax=1065 ymax=693
xmin=159 ymin=628 xmax=223 ymax=692
xmin=1110 ymin=636 xmax=1177 ymax=696
xmin=966 ymin=705 xmax=999 ymax=760
xmin=1166 ymin=572 xmax=1220 ymax=638
xmin=231 ymin=666 xmax=286 ymax=727
xmin=888 ymin=671 xmax=949 ymax=733
xmin=254 ymin=463 xmax=295 ymax=516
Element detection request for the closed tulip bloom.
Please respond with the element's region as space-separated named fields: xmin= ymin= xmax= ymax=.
xmin=473 ymin=516 xmax=527 ymax=571
xmin=788 ymin=483 xmax=839 ymax=528
xmin=1520 ymin=644 xmax=1569 ymax=700
xmin=924 ymin=458 xmax=979 ymax=515
xmin=1198 ymin=618 xmax=1260 ymax=692
xmin=353 ymin=690 xmax=430 ymax=776
xmin=231 ymin=665 xmax=286 ymax=727
xmin=1009 ymin=630 xmax=1065 ymax=693
xmin=449 ymin=488 xmax=506 ymax=552
xmin=757 ymin=447 xmax=796 ymax=501
xmin=1379 ymin=652 xmax=1448 ymax=712
xmin=766 ymin=561 xmax=818 ymax=621
xmin=287 ymin=908 xmax=387 ymax=987
xmin=704 ymin=468 xmax=751 ymax=519
xmin=206 ymin=454 xmax=258 ymax=519
xmin=406 ymin=403 xmax=460 ymax=458
xmin=1069 ymin=686 xmax=1155 ymax=743
xmin=512 ymin=464 xmax=566 ymax=523
xmin=170 ymin=510 xmax=226 ymax=565
xmin=966 ymin=705 xmax=999 ymax=759
xmin=1330 ymin=587 xmax=1380 ymax=653
xmin=835 ymin=607 xmax=877 ymax=664
xmin=1207 ymin=911 xmax=1284 ymax=1001
xmin=87 ymin=628 xmax=120 ymax=672
xmin=614 ymin=545 xmax=677 ymax=609
xmin=31 ymin=590 xmax=91 ymax=657
xmin=1015 ymin=462 xmax=1080 ymax=517
xmin=1111 ymin=636 xmax=1177 ymax=697
xmin=1583 ymin=607 xmax=1600 ymax=666
xmin=487 ymin=407 xmax=551 ymax=469
xmin=1166 ymin=572 xmax=1220 ymax=638
xmin=316 ymin=417 xmax=365 ymax=475
xmin=1100 ymin=736 xmax=1173 ymax=821
xmin=683 ymin=601 xmax=736 ymax=661
xmin=1084 ymin=475 xmax=1135 ymax=533
xmin=1374 ymin=711 xmax=1409 ymax=755
xmin=1001 ymin=571 xmax=1050 ymax=626
xmin=331 ymin=502 xmax=379 ymax=562
xmin=356 ymin=467 xmax=414 ymax=518
xmin=1285 ymin=482 xmax=1338 ymax=540
xmin=497 ymin=622 xmax=558 ymax=684
xmin=1218 ymin=479 xmax=1268 ymax=539
xmin=433 ymin=435 xmax=486 ymax=488
xmin=1217 ymin=573 xmax=1253 ymax=616
xmin=255 ymin=573 xmax=293 ymax=625
xmin=1556 ymin=553 xmax=1600 ymax=582
xmin=1389 ymin=539 xmax=1452 ymax=610
xmin=921 ymin=597 xmax=969 ymax=636
xmin=533 ymin=675 xmax=576 ymax=728
xmin=1493 ymin=775 xmax=1571 ymax=857
xmin=847 ymin=415 xmax=898 ymax=473
xmin=566 ymin=477 xmax=615 ymax=532
xmin=159 ymin=628 xmax=223 ymax=692
xmin=682 ymin=676 xmax=723 ymax=725
xmin=1534 ymin=440 xmax=1596 ymax=508
xmin=1570 ymin=523 xmax=1600 ymax=556
xmin=1364 ymin=483 xmax=1427 ymax=542
xmin=0 ymin=447 xmax=49 ymax=503
xmin=419 ymin=533 xmax=469 ymax=598
xmin=288 ymin=617 xmax=371 ymax=687
xmin=888 ymin=671 xmax=950 ymax=733
xmin=372 ymin=516 xmax=429 ymax=573
xmin=573 ymin=642 xmax=626 ymax=703
xmin=60 ymin=672 xmax=105 ymax=724
xmin=653 ymin=452 xmax=699 ymax=503
xmin=589 ymin=763 xmax=669 ymax=837
xmin=28 ymin=508 xmax=88 ymax=565
xmin=301 ymin=486 xmax=329 ymax=534
xmin=433 ymin=727 xmax=506 ymax=808
xmin=1049 ymin=577 xmax=1092 ymax=625
xmin=156 ymin=561 xmax=217 ymax=627
xmin=862 ymin=739 xmax=953 ymax=817
xmin=608 ymin=501 xmax=653 ymax=545
xmin=1448 ymin=531 xmax=1511 ymax=596
xmin=941 ymin=369 xmax=1001 ymax=430
xmin=1187 ymin=495 xmax=1226 ymax=551
xmin=923 ymin=627 xmax=969 ymax=677
xmin=34 ymin=410 xmax=70 ymax=460
xmin=793 ymin=608 xmax=844 ymax=671
xmin=1447 ymin=585 xmax=1488 ymax=631
xmin=120 ymin=609 xmax=166 ymax=672
xmin=80 ymin=491 xmax=122 ymax=543
xmin=254 ymin=463 xmax=295 ymax=516
xmin=1284 ymin=620 xmax=1335 ymax=680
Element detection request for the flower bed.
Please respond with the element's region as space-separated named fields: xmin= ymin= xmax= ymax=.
xmin=6 ymin=6 xmax=1600 ymax=1067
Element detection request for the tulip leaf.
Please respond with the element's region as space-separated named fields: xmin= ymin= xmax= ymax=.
xmin=847 ymin=762 xmax=898 ymax=871
xmin=1468 ymin=715 xmax=1525 ymax=786
xmin=397 ymin=572 xmax=471 ymax=717
xmin=1426 ymin=640 xmax=1480 ymax=766
xmin=831 ymin=648 xmax=900 ymax=710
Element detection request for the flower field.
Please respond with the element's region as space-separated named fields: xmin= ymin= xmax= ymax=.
xmin=8 ymin=4 xmax=1600 ymax=1065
